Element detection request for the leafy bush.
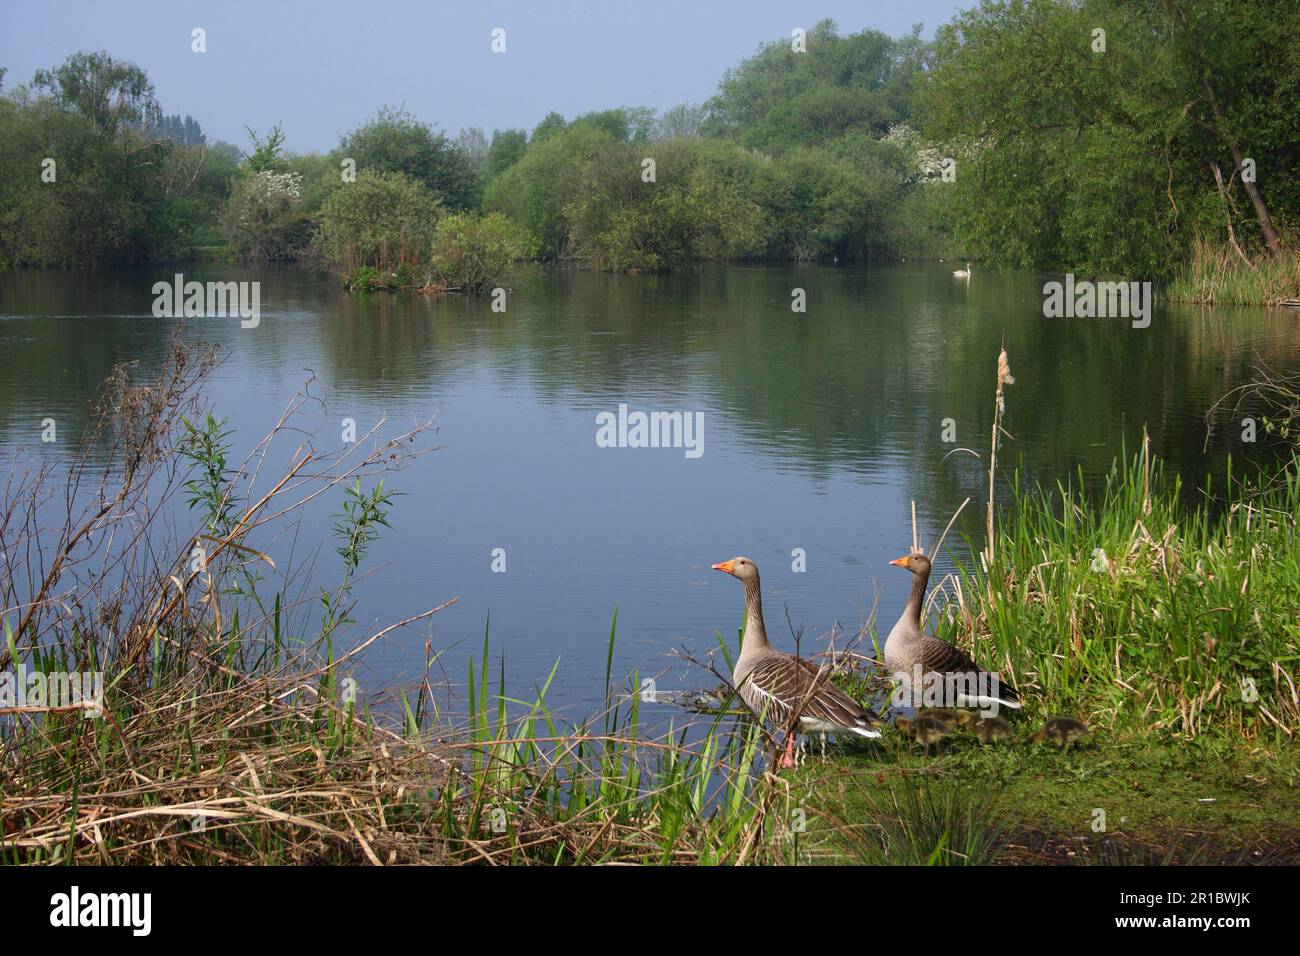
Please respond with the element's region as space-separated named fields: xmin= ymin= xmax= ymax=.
xmin=313 ymin=170 xmax=441 ymax=275
xmin=336 ymin=107 xmax=479 ymax=212
xmin=430 ymin=212 xmax=534 ymax=291
xmin=483 ymin=124 xmax=615 ymax=258
xmin=222 ymin=170 xmax=311 ymax=261
xmin=565 ymin=139 xmax=768 ymax=271
xmin=0 ymin=60 xmax=205 ymax=266
xmin=485 ymin=128 xmax=528 ymax=181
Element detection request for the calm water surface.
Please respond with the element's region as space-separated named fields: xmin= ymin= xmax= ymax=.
xmin=2 ymin=264 xmax=1297 ymax=716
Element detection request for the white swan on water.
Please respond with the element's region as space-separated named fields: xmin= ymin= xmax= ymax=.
xmin=953 ymin=262 xmax=972 ymax=278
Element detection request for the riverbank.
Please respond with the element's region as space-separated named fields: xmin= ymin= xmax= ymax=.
xmin=136 ymin=235 xmax=1300 ymax=307
xmin=1166 ymin=238 xmax=1300 ymax=307
xmin=784 ymin=448 xmax=1300 ymax=865
xmin=0 ymin=342 xmax=770 ymax=864
xmin=3 ymin=336 xmax=1294 ymax=863
xmin=794 ymin=732 xmax=1300 ymax=865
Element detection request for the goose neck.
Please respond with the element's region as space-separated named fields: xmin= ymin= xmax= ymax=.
xmin=904 ymin=567 xmax=930 ymax=627
xmin=742 ymin=577 xmax=770 ymax=649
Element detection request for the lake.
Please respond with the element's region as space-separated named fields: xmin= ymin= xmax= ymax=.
xmin=2 ymin=263 xmax=1296 ymax=718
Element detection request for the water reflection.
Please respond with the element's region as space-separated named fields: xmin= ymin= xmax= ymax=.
xmin=1 ymin=263 xmax=1295 ymax=711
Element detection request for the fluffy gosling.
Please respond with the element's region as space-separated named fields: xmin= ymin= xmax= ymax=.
xmin=974 ymin=715 xmax=1013 ymax=743
xmin=917 ymin=708 xmax=965 ymax=730
xmin=896 ymin=713 xmax=951 ymax=753
xmin=1030 ymin=716 xmax=1089 ymax=748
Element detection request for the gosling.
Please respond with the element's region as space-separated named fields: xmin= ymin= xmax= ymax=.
xmin=1030 ymin=716 xmax=1089 ymax=748
xmin=895 ymin=713 xmax=951 ymax=753
xmin=917 ymin=708 xmax=965 ymax=730
xmin=974 ymin=715 xmax=1013 ymax=743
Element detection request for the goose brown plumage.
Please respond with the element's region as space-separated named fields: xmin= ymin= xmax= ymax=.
xmin=885 ymin=552 xmax=1021 ymax=711
xmin=713 ymin=556 xmax=881 ymax=767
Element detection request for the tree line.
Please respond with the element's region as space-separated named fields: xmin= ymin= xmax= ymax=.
xmin=1 ymin=3 xmax=1294 ymax=294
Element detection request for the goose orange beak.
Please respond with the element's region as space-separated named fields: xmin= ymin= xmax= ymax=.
xmin=889 ymin=555 xmax=911 ymax=568
xmin=712 ymin=560 xmax=736 ymax=575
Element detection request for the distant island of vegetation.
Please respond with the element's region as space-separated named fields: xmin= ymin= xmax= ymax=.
xmin=1 ymin=2 xmax=1296 ymax=304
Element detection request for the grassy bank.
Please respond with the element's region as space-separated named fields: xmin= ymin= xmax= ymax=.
xmin=1166 ymin=237 xmax=1300 ymax=306
xmin=933 ymin=450 xmax=1300 ymax=739
xmin=795 ymin=732 xmax=1299 ymax=865
xmin=797 ymin=448 xmax=1300 ymax=864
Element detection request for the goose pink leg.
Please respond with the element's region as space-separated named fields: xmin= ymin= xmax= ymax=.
xmin=779 ymin=733 xmax=797 ymax=769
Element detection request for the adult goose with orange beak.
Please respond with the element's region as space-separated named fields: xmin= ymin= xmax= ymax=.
xmin=712 ymin=556 xmax=881 ymax=767
xmin=885 ymin=552 xmax=1020 ymax=710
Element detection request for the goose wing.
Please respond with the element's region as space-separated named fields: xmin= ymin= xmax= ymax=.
xmin=740 ymin=653 xmax=877 ymax=731
xmin=917 ymin=635 xmax=981 ymax=674
xmin=918 ymin=635 xmax=1020 ymax=704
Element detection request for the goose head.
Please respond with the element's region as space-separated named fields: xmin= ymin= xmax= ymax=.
xmin=888 ymin=552 xmax=931 ymax=577
xmin=712 ymin=556 xmax=759 ymax=582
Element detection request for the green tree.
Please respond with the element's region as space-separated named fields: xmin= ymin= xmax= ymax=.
xmin=313 ymin=170 xmax=442 ymax=274
xmin=151 ymin=113 xmax=205 ymax=146
xmin=337 ymin=107 xmax=479 ymax=211
xmin=483 ymin=123 xmax=616 ymax=258
xmin=530 ymin=111 xmax=568 ymax=143
xmin=654 ymin=103 xmax=705 ymax=141
xmin=921 ymin=0 xmax=1298 ymax=274
xmin=454 ymin=126 xmax=489 ymax=166
xmin=565 ymin=138 xmax=768 ymax=271
xmin=571 ymin=107 xmax=656 ymax=143
xmin=286 ymin=151 xmax=343 ymax=218
xmin=168 ymin=139 xmax=240 ymax=249
xmin=243 ymin=124 xmax=287 ymax=173
xmin=430 ymin=212 xmax=535 ymax=291
xmin=485 ymin=128 xmax=528 ymax=180
xmin=1153 ymin=0 xmax=1298 ymax=257
xmin=703 ymin=20 xmax=920 ymax=153
xmin=0 ymin=57 xmax=207 ymax=265
xmin=32 ymin=50 xmax=159 ymax=134
xmin=764 ymin=146 xmax=897 ymax=260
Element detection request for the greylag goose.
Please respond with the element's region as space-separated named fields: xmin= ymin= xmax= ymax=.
xmin=712 ymin=556 xmax=881 ymax=767
xmin=974 ymin=714 xmax=1013 ymax=743
xmin=1030 ymin=716 xmax=1089 ymax=747
xmin=885 ymin=552 xmax=1020 ymax=710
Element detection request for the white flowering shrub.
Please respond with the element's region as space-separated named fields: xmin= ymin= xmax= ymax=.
xmin=883 ymin=123 xmax=948 ymax=182
xmin=222 ymin=170 xmax=311 ymax=260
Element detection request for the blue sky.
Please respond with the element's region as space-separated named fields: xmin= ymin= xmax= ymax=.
xmin=0 ymin=0 xmax=968 ymax=152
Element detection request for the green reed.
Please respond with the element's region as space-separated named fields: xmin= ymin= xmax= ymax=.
xmin=432 ymin=611 xmax=773 ymax=865
xmin=933 ymin=450 xmax=1300 ymax=738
